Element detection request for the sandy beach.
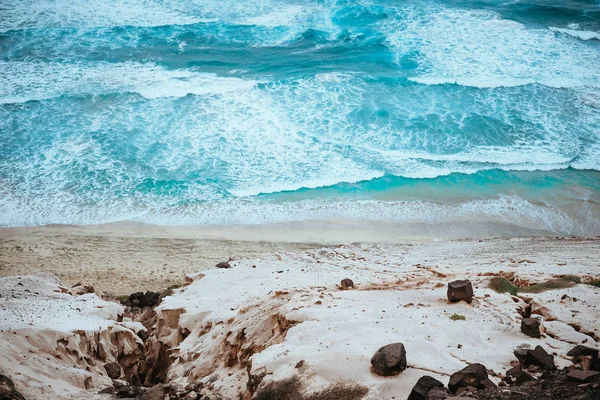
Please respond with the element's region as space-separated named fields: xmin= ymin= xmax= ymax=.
xmin=0 ymin=219 xmax=562 ymax=296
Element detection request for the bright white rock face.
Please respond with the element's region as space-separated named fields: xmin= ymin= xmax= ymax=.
xmin=157 ymin=238 xmax=600 ymax=399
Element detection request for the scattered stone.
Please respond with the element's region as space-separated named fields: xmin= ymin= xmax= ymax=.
xmin=426 ymin=388 xmax=450 ymax=400
xmin=69 ymin=283 xmax=95 ymax=296
xmin=144 ymin=383 xmax=165 ymax=400
xmin=481 ymin=378 xmax=498 ymax=390
xmin=340 ymin=278 xmax=355 ymax=290
xmin=518 ymin=303 xmax=532 ymax=318
xmin=568 ymin=345 xmax=599 ymax=358
xmin=567 ymin=370 xmax=600 ymax=383
xmin=506 ymin=366 xmax=535 ymax=386
xmin=104 ymin=362 xmax=122 ymax=379
xmin=112 ymin=379 xmax=128 ymax=389
xmin=168 ymin=382 xmax=188 ymax=398
xmin=185 ymin=391 xmax=198 ymax=400
xmin=521 ymin=318 xmax=541 ymax=338
xmin=184 ymin=381 xmax=203 ymax=393
xmin=98 ymin=386 xmax=116 ymax=394
xmin=448 ymin=363 xmax=489 ymax=393
xmin=115 ymin=385 xmax=145 ymax=398
xmin=580 ymin=356 xmax=593 ymax=371
xmin=370 ymin=343 xmax=407 ymax=376
xmin=514 ymin=348 xmax=530 ymax=366
xmin=525 ymin=346 xmax=556 ymax=371
xmin=447 ymin=280 xmax=474 ymax=303
xmin=128 ymin=291 xmax=161 ymax=308
xmin=215 ymin=261 xmax=231 ymax=269
xmin=408 ymin=375 xmax=444 ymax=400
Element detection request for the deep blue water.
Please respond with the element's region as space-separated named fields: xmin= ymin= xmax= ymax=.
xmin=1 ymin=0 xmax=600 ymax=235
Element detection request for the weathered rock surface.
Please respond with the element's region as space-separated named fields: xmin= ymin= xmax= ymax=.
xmin=504 ymin=366 xmax=534 ymax=386
xmin=448 ymin=363 xmax=490 ymax=394
xmin=567 ymin=369 xmax=600 ymax=383
xmin=468 ymin=369 xmax=600 ymax=400
xmin=407 ymin=375 xmax=444 ymax=400
xmin=0 ymin=374 xmax=25 ymax=400
xmin=447 ymin=280 xmax=474 ymax=303
xmin=340 ymin=278 xmax=355 ymax=290
xmin=370 ymin=343 xmax=407 ymax=376
xmin=143 ymin=383 xmax=165 ymax=400
xmin=567 ymin=345 xmax=599 ymax=358
xmin=128 ymin=291 xmax=161 ymax=308
xmin=524 ymin=346 xmax=556 ymax=371
xmin=104 ymin=361 xmax=122 ymax=379
xmin=215 ymin=261 xmax=231 ymax=269
xmin=520 ymin=318 xmax=541 ymax=338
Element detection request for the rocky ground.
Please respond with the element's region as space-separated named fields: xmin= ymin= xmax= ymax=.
xmin=1 ymin=237 xmax=599 ymax=400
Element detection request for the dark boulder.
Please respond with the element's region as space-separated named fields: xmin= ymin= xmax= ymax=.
xmin=448 ymin=363 xmax=488 ymax=394
xmin=340 ymin=278 xmax=355 ymax=290
xmin=521 ymin=318 xmax=541 ymax=338
xmin=567 ymin=345 xmax=599 ymax=358
xmin=515 ymin=370 xmax=534 ymax=385
xmin=142 ymin=291 xmax=161 ymax=308
xmin=447 ymin=280 xmax=474 ymax=303
xmin=215 ymin=261 xmax=231 ymax=269
xmin=514 ymin=348 xmax=530 ymax=366
xmin=370 ymin=343 xmax=407 ymax=376
xmin=408 ymin=375 xmax=444 ymax=400
xmin=104 ymin=362 xmax=122 ymax=379
xmin=525 ymin=346 xmax=556 ymax=371
xmin=128 ymin=291 xmax=161 ymax=308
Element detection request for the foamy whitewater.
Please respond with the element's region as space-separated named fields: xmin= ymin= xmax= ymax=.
xmin=1 ymin=0 xmax=599 ymax=235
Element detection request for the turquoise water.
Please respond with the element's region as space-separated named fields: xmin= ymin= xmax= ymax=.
xmin=1 ymin=0 xmax=600 ymax=235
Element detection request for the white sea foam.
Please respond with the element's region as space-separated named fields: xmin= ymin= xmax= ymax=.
xmin=0 ymin=0 xmax=200 ymax=31
xmin=0 ymin=61 xmax=256 ymax=103
xmin=550 ymin=27 xmax=600 ymax=41
xmin=1 ymin=64 xmax=598 ymax=198
xmin=381 ymin=5 xmax=600 ymax=89
xmin=1 ymin=191 xmax=599 ymax=237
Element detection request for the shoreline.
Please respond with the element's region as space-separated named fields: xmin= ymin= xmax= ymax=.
xmin=0 ymin=218 xmax=562 ymax=243
xmin=0 ymin=219 xmax=597 ymax=296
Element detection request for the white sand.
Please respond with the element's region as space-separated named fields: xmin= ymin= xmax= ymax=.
xmin=0 ymin=226 xmax=599 ymax=399
xmin=158 ymin=236 xmax=600 ymax=399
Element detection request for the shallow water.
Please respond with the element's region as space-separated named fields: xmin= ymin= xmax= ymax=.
xmin=1 ymin=0 xmax=599 ymax=235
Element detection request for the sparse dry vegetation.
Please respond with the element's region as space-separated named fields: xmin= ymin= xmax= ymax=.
xmin=254 ymin=376 xmax=368 ymax=400
xmin=450 ymin=313 xmax=466 ymax=321
xmin=489 ymin=276 xmax=577 ymax=296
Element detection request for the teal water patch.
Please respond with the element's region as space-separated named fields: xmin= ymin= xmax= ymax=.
xmin=0 ymin=0 xmax=599 ymax=234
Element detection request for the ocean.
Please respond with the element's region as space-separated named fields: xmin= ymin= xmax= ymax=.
xmin=1 ymin=0 xmax=599 ymax=235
